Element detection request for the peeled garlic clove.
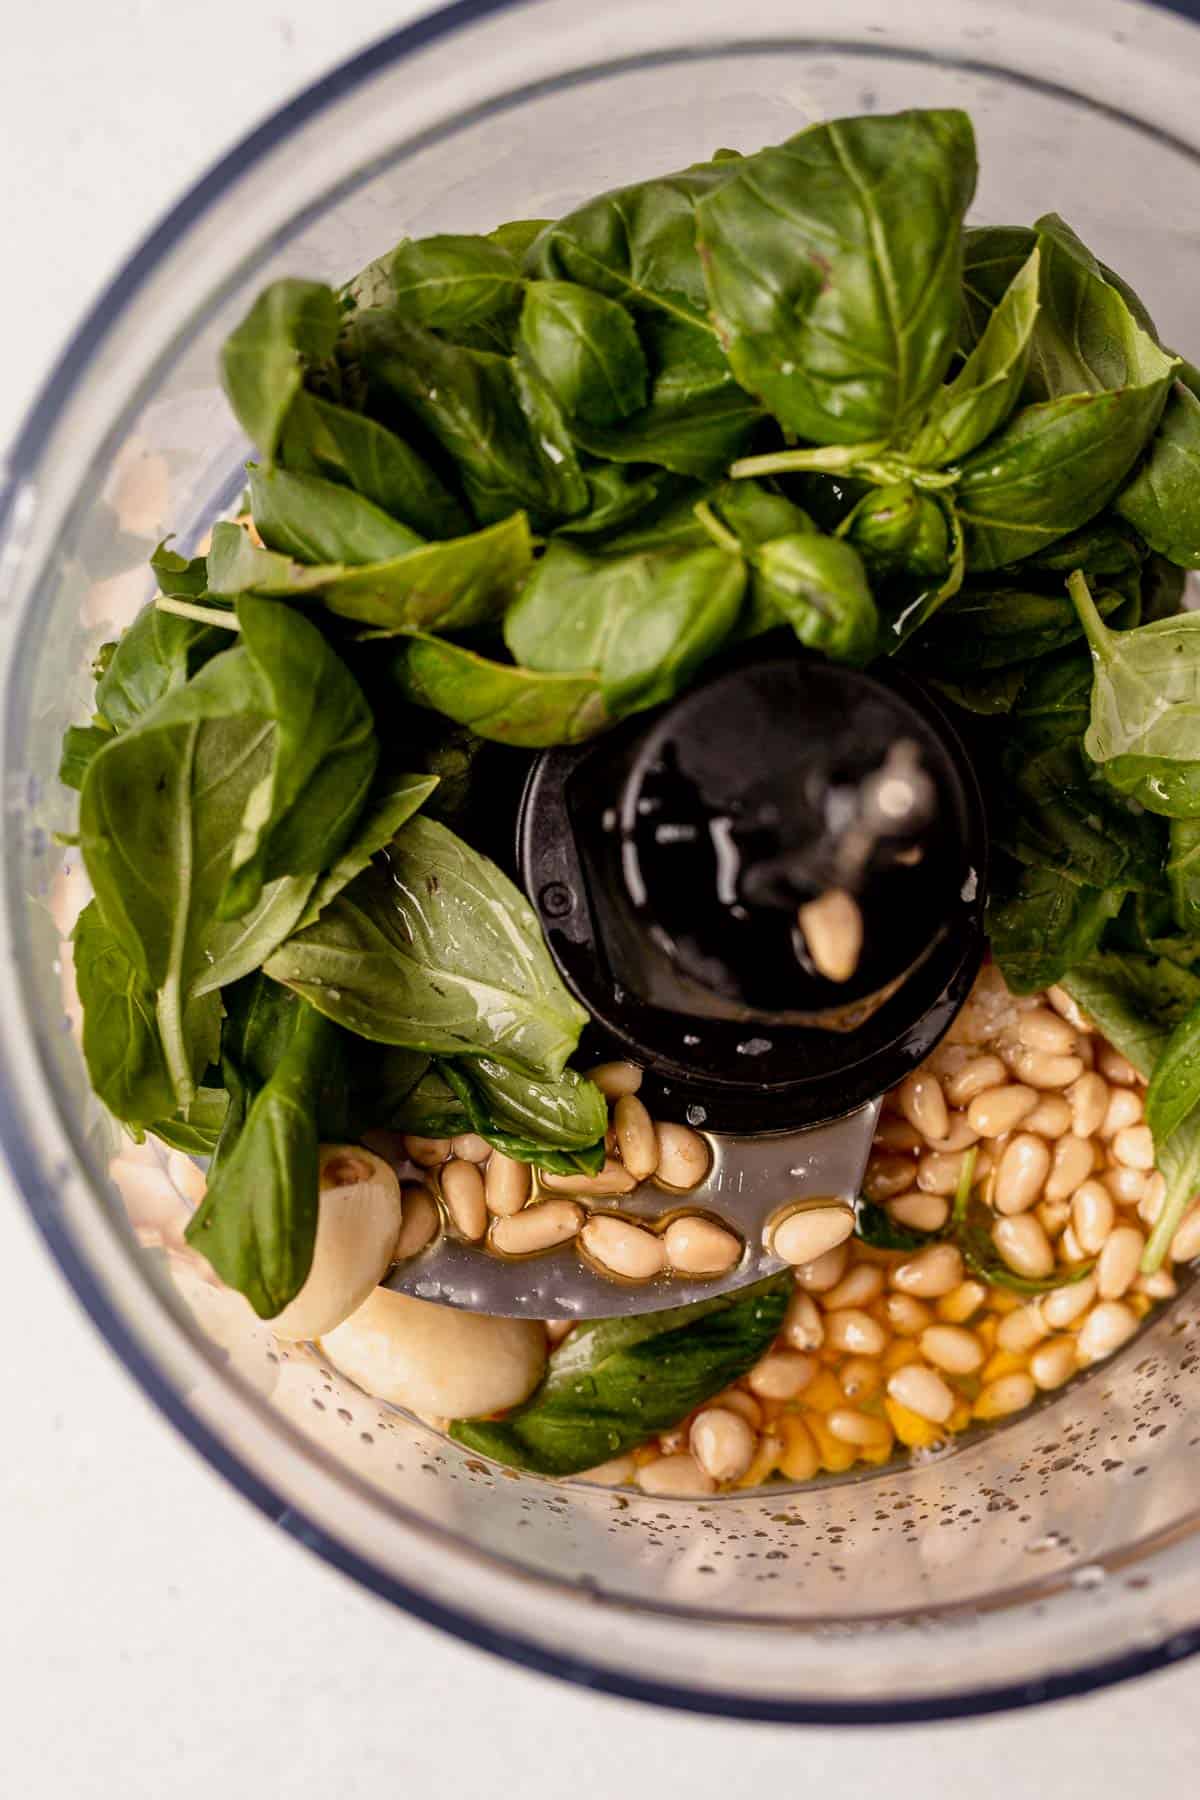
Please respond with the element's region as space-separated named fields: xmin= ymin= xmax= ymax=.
xmin=320 ymin=1288 xmax=546 ymax=1417
xmin=271 ymin=1145 xmax=403 ymax=1343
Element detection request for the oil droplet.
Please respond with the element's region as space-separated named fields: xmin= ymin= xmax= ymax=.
xmin=686 ymin=1104 xmax=707 ymax=1126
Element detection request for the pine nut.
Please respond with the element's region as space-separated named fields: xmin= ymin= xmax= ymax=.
xmin=713 ymin=1387 xmax=763 ymax=1429
xmin=797 ymin=886 xmax=862 ymax=982
xmin=937 ymin=1280 xmax=987 ymax=1324
xmin=920 ymin=1324 xmax=985 ymax=1374
xmin=1099 ymin=1044 xmax=1140 ymax=1086
xmin=662 ymin=1215 xmax=741 ymax=1275
xmin=1097 ymin=1225 xmax=1144 ymax=1299
xmin=484 ymin=1150 xmax=532 ymax=1217
xmin=1136 ymin=1267 xmax=1177 ymax=1300
xmin=996 ymin=1305 xmax=1048 ymax=1353
xmin=884 ymin=1293 xmax=936 ymax=1335
xmin=1059 ymin=1225 xmax=1087 ymax=1265
xmin=1071 ymin=1180 xmax=1115 ymax=1255
xmin=450 ymin=1133 xmax=491 ymax=1163
xmin=917 ymin=1150 xmax=968 ymax=1195
xmin=1076 ymin=1034 xmax=1097 ymax=1068
xmin=636 ymin=1453 xmax=716 ymax=1496
xmin=782 ymin=1289 xmax=825 ymax=1350
xmin=824 ymin=1309 xmax=887 ymax=1356
xmin=490 ymin=1199 xmax=583 ymax=1256
xmin=865 ymin=1155 xmax=919 ymax=1200
xmin=887 ymin=1363 xmax=955 ymax=1424
xmin=1047 ymin=985 xmax=1093 ymax=1031
xmin=898 ymin=1072 xmax=950 ymax=1142
xmin=1068 ymin=1072 xmax=1110 ymax=1138
xmin=939 ymin=1114 xmax=981 ymax=1151
xmin=1041 ymin=1274 xmax=1097 ymax=1329
xmin=577 ymin=1454 xmax=637 ymax=1486
xmin=945 ymin=1055 xmax=1009 ymax=1106
xmin=690 ymin=1408 xmax=756 ymax=1483
xmin=1103 ymin=1165 xmax=1147 ymax=1206
xmin=1076 ymin=1300 xmax=1139 ymax=1363
xmin=1012 ymin=1048 xmax=1084 ymax=1090
xmin=654 ymin=1121 xmax=711 ymax=1191
xmin=839 ymin=1356 xmax=882 ymax=1399
xmin=889 ymin=1191 xmax=949 ymax=1233
xmin=1112 ymin=1124 xmax=1155 ymax=1171
xmin=1030 ymin=1336 xmax=1077 ymax=1390
xmin=544 ymin=1318 xmax=575 ymax=1344
xmin=541 ymin=1159 xmax=638 ymax=1198
xmin=891 ymin=1243 xmax=964 ymax=1298
xmin=821 ymin=1264 xmax=885 ymax=1310
xmin=874 ymin=1115 xmax=924 ymax=1152
xmin=1102 ymin=1087 xmax=1144 ymax=1137
xmin=1138 ymin=1173 xmax=1166 ymax=1228
xmin=580 ymin=1215 xmax=666 ymax=1281
xmin=975 ymin=1372 xmax=1036 ymax=1419
xmin=614 ymin=1094 xmax=658 ymax=1180
xmin=404 ymin=1135 xmax=451 ymax=1167
xmin=1045 ymin=1135 xmax=1095 ymax=1202
xmin=827 ymin=1408 xmax=892 ymax=1449
xmin=967 ymin=1085 xmax=1038 ymax=1137
xmin=1036 ymin=1197 xmax=1071 ymax=1239
xmin=1170 ymin=1204 xmax=1200 ymax=1263
xmin=799 ymin=1248 xmax=858 ymax=1304
xmin=1024 ymin=1095 xmax=1072 ymax=1138
xmin=747 ymin=1350 xmax=817 ymax=1400
xmin=993 ymin=1213 xmax=1054 ymax=1280
xmin=587 ymin=1060 xmax=643 ymax=1099
xmin=775 ymin=1417 xmax=818 ymax=1482
xmin=1018 ymin=1009 xmax=1078 ymax=1055
xmin=994 ymin=1133 xmax=1051 ymax=1215
xmin=772 ymin=1205 xmax=854 ymax=1267
xmin=394 ymin=1184 xmax=440 ymax=1258
xmin=441 ymin=1159 xmax=487 ymax=1241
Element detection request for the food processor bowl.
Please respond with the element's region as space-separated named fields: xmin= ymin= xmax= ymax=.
xmin=7 ymin=0 xmax=1200 ymax=1721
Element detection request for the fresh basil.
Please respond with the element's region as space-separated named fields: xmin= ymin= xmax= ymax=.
xmin=987 ymin=860 xmax=1124 ymax=995
xmin=1145 ymin=999 xmax=1200 ymax=1144
xmin=1116 ymin=381 xmax=1200 ymax=568
xmin=264 ymin=814 xmax=589 ymax=1078
xmin=518 ymin=280 xmax=647 ymax=426
xmin=907 ymin=247 xmax=1041 ymax=465
xmin=389 ymin=633 xmax=609 ymax=746
xmin=248 ymin=463 xmax=423 ymax=564
xmin=1168 ymin=818 xmax=1200 ymax=934
xmin=439 ymin=1060 xmax=607 ymax=1175
xmin=450 ymin=1275 xmax=790 ymax=1475
xmin=220 ymin=279 xmax=341 ymax=460
xmin=388 ymin=233 xmax=525 ymax=330
xmin=696 ymin=109 xmax=976 ymax=444
xmin=1071 ymin=570 xmax=1200 ymax=817
xmin=277 ymin=389 xmax=470 ymax=541
xmin=750 ymin=534 xmax=879 ymax=664
xmin=73 ymin=900 xmax=177 ymax=1133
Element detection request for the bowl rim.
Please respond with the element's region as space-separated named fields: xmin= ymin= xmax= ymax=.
xmin=6 ymin=0 xmax=1200 ymax=1723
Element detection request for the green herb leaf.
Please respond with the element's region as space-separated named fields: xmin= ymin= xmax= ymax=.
xmin=1116 ymin=381 xmax=1200 ymax=568
xmin=264 ymin=815 xmax=589 ymax=1078
xmin=388 ymin=233 xmax=525 ymax=330
xmin=696 ymin=109 xmax=976 ymax=443
xmin=987 ymin=860 xmax=1124 ymax=995
xmin=439 ymin=1060 xmax=607 ymax=1174
xmin=1168 ymin=817 xmax=1200 ymax=934
xmin=1146 ymin=999 xmax=1200 ymax=1144
xmin=450 ymin=1275 xmax=790 ymax=1475
xmin=72 ymin=900 xmax=176 ymax=1132
xmin=907 ymin=247 xmax=1040 ymax=465
xmin=920 ymin=581 xmax=1126 ymax=679
xmin=1070 ymin=569 xmax=1200 ymax=817
xmin=388 ymin=633 xmax=609 ymax=747
xmin=59 ymin=724 xmax=113 ymax=792
xmin=278 ymin=389 xmax=470 ymax=540
xmin=1026 ymin=215 xmax=1176 ymax=401
xmin=750 ymin=533 xmax=879 ymax=664
xmin=503 ymin=540 xmax=745 ymax=714
xmin=249 ymin=463 xmax=423 ymax=564
xmin=518 ymin=281 xmax=647 ymax=426
xmin=220 ymin=279 xmax=341 ymax=460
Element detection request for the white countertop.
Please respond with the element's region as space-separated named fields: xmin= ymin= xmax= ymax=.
xmin=4 ymin=2 xmax=1200 ymax=1791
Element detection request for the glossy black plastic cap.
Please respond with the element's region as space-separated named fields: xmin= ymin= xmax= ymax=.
xmin=518 ymin=639 xmax=988 ymax=1133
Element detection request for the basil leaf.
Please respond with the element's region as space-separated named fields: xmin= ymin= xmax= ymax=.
xmin=558 ymin=464 xmax=689 ymax=539
xmin=960 ymin=226 xmax=1039 ymax=348
xmin=1071 ymin=570 xmax=1200 ymax=817
xmin=249 ymin=463 xmax=423 ymax=564
xmin=932 ymin=667 xmax=1026 ymax=718
xmin=1116 ymin=381 xmax=1200 ymax=568
xmin=750 ymin=534 xmax=878 ymax=664
xmin=696 ymin=109 xmax=976 ymax=443
xmin=264 ymin=814 xmax=589 ymax=1078
xmin=1146 ymin=1000 xmax=1200 ymax=1144
xmin=997 ymin=739 xmax=1165 ymax=895
xmin=186 ymin=986 xmax=346 ymax=1317
xmin=918 ymin=581 xmax=1126 ymax=678
xmin=96 ymin=599 xmax=222 ymax=732
xmin=149 ymin=1087 xmax=228 ymax=1155
xmin=1168 ymin=818 xmax=1200 ymax=934
xmin=907 ymin=246 xmax=1040 ymax=465
xmin=987 ymin=860 xmax=1123 ymax=995
xmin=278 ymin=389 xmax=470 ymax=541
xmin=526 ymin=156 xmax=738 ymax=325
xmin=713 ymin=479 xmax=813 ymax=547
xmin=1007 ymin=649 xmax=1094 ymax=750
xmin=503 ymin=541 xmax=745 ymax=714
xmin=206 ymin=523 xmax=333 ymax=598
xmin=220 ymin=279 xmax=341 ymax=460
xmin=1062 ymin=952 xmax=1200 ymax=1080
xmin=1026 ymin=215 xmax=1174 ymax=402
xmin=489 ymin=219 xmax=550 ymax=263
xmin=957 ymin=382 xmax=1174 ymax=570
xmin=347 ymin=309 xmax=588 ymax=529
xmin=388 ymin=633 xmax=610 ymax=747
xmin=958 ymin=1188 xmax=1091 ymax=1296
xmin=450 ymin=1274 xmax=790 ymax=1475
xmin=59 ymin=724 xmax=113 ymax=792
xmin=388 ymin=233 xmax=525 ymax=329
xmin=73 ymin=900 xmax=176 ymax=1132
xmin=150 ymin=540 xmax=210 ymax=601
xmin=439 ymin=1061 xmax=607 ymax=1174
xmin=518 ymin=281 xmax=647 ymax=426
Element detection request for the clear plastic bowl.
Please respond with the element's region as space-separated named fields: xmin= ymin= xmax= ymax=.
xmin=6 ymin=0 xmax=1200 ymax=1722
